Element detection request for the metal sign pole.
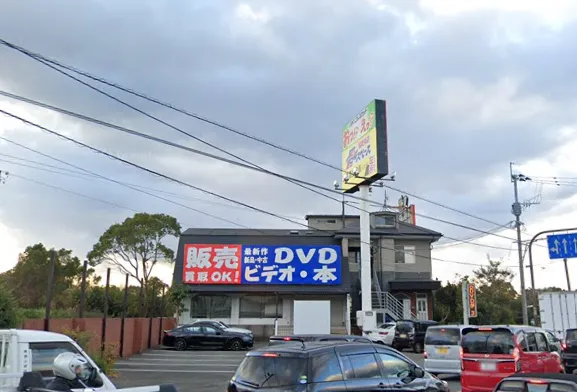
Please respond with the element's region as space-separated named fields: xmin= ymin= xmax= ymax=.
xmin=529 ymin=227 xmax=577 ymax=327
xmin=462 ymin=280 xmax=469 ymax=326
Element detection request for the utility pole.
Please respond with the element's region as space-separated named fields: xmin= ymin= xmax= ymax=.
xmin=511 ymin=163 xmax=529 ymax=325
xmin=462 ymin=279 xmax=469 ymax=325
xmin=564 ymin=258 xmax=572 ymax=291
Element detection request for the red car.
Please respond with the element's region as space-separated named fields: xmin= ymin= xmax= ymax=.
xmin=461 ymin=325 xmax=564 ymax=392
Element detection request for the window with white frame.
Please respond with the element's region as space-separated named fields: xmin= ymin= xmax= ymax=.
xmin=395 ymin=245 xmax=416 ymax=264
xmin=374 ymin=215 xmax=396 ymax=227
xmin=239 ymin=296 xmax=282 ymax=318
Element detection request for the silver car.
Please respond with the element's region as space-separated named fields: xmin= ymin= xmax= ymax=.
xmin=423 ymin=325 xmax=465 ymax=376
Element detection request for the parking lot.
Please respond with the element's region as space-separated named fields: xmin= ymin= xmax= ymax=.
xmin=114 ymin=348 xmax=461 ymax=392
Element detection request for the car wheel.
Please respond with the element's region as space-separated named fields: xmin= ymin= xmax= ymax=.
xmin=413 ymin=342 xmax=423 ymax=353
xmin=174 ymin=339 xmax=187 ymax=351
xmin=229 ymin=338 xmax=243 ymax=351
xmin=565 ymin=367 xmax=575 ymax=374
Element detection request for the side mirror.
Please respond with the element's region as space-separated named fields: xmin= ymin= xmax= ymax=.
xmin=412 ymin=366 xmax=425 ymax=378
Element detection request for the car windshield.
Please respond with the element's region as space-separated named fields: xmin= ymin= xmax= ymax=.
xmin=396 ymin=321 xmax=414 ymax=333
xmin=566 ymin=329 xmax=577 ymax=341
xmin=462 ymin=329 xmax=515 ymax=355
xmin=425 ymin=327 xmax=461 ymax=345
xmin=219 ymin=322 xmax=230 ymax=328
xmin=234 ymin=355 xmax=308 ymax=388
xmin=379 ymin=323 xmax=395 ymax=329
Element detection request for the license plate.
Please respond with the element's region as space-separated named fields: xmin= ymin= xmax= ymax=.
xmin=400 ymin=334 xmax=407 ymax=338
xmin=480 ymin=362 xmax=496 ymax=371
xmin=436 ymin=347 xmax=448 ymax=355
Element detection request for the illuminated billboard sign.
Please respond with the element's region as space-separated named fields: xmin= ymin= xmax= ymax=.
xmin=341 ymin=99 xmax=389 ymax=193
xmin=182 ymin=244 xmax=342 ymax=285
xmin=468 ymin=283 xmax=478 ymax=318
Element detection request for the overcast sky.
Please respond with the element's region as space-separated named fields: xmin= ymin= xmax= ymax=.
xmin=1 ymin=0 xmax=577 ymax=289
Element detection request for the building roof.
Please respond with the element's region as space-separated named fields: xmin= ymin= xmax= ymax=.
xmin=180 ymin=228 xmax=335 ymax=237
xmin=305 ymin=214 xmax=361 ymax=220
xmin=335 ymin=221 xmax=443 ymax=239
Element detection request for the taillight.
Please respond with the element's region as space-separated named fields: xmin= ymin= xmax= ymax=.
xmin=513 ymin=348 xmax=521 ymax=372
xmin=528 ymin=379 xmax=547 ymax=384
xmin=424 ymin=351 xmax=428 ymax=359
xmin=379 ymin=332 xmax=388 ymax=336
xmin=513 ymin=347 xmax=520 ymax=360
xmin=283 ymin=337 xmax=291 ymax=341
xmin=562 ymin=343 xmax=567 ymax=351
xmin=460 ymin=347 xmax=464 ymax=370
xmin=262 ymin=353 xmax=279 ymax=357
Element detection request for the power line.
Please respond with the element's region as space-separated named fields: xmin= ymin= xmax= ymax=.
xmin=0 ymin=107 xmax=517 ymax=268
xmin=0 ymin=153 xmax=307 ymax=221
xmin=0 ymin=89 xmax=531 ymax=247
xmin=0 ymin=134 xmax=256 ymax=230
xmin=0 ymin=38 xmax=532 ymax=237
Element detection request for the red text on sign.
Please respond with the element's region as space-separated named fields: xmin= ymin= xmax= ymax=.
xmin=182 ymin=244 xmax=242 ymax=284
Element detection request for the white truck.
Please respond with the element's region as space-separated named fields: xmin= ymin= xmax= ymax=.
xmin=539 ymin=291 xmax=577 ymax=339
xmin=0 ymin=329 xmax=176 ymax=392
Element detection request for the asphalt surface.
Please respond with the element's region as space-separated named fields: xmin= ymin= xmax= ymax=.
xmin=113 ymin=347 xmax=462 ymax=392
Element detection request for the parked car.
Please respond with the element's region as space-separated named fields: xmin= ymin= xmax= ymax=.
xmin=493 ymin=373 xmax=577 ymax=392
xmin=268 ymin=334 xmax=373 ymax=346
xmin=228 ymin=340 xmax=450 ymax=392
xmin=188 ymin=319 xmax=253 ymax=336
xmin=424 ymin=325 xmax=465 ymax=376
xmin=562 ymin=328 xmax=577 ymax=373
xmin=461 ymin=325 xmax=564 ymax=392
xmin=365 ymin=322 xmax=396 ymax=346
xmin=393 ymin=319 xmax=439 ymax=353
xmin=162 ymin=323 xmax=254 ymax=351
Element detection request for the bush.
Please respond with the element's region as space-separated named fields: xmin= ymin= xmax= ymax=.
xmin=0 ymin=285 xmax=19 ymax=328
xmin=60 ymin=328 xmax=119 ymax=378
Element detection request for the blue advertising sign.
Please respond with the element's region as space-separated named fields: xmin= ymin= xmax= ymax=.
xmin=547 ymin=233 xmax=577 ymax=260
xmin=240 ymin=245 xmax=342 ymax=285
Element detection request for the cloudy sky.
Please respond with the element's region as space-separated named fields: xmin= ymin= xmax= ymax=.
xmin=1 ymin=0 xmax=576 ymax=290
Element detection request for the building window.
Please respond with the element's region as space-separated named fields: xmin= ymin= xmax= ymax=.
xmin=349 ymin=248 xmax=361 ymax=263
xmin=190 ymin=295 xmax=232 ymax=319
xmin=239 ymin=296 xmax=282 ymax=318
xmin=374 ymin=215 xmax=395 ymax=227
xmin=395 ymin=245 xmax=416 ymax=264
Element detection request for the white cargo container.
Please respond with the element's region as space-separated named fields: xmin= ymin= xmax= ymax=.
xmin=539 ymin=291 xmax=577 ymax=339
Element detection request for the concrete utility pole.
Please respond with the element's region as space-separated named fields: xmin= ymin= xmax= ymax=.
xmin=462 ymin=279 xmax=469 ymax=326
xmin=511 ymin=163 xmax=529 ymax=325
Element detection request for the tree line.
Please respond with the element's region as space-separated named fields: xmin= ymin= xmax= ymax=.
xmin=0 ymin=212 xmax=188 ymax=328
xmin=433 ymin=256 xmax=565 ymax=325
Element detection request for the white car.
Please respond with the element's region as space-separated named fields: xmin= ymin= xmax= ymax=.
xmin=365 ymin=323 xmax=396 ymax=346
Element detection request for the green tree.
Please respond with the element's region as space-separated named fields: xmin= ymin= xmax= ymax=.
xmin=87 ymin=213 xmax=181 ymax=301
xmin=433 ymin=277 xmax=463 ymax=323
xmin=2 ymin=243 xmax=93 ymax=309
xmin=0 ymin=284 xmax=19 ymax=328
xmin=472 ymin=257 xmax=519 ymax=325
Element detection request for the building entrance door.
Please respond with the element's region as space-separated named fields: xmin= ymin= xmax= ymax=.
xmin=402 ymin=298 xmax=412 ymax=319
xmin=416 ymin=295 xmax=428 ymax=320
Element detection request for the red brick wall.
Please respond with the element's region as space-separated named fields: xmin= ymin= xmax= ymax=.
xmin=21 ymin=317 xmax=176 ymax=358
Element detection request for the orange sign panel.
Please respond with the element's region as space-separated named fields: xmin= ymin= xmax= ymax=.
xmin=468 ymin=283 xmax=478 ymax=318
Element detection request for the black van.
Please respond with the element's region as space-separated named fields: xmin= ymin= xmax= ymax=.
xmin=563 ymin=328 xmax=577 ymax=373
xmin=393 ymin=319 xmax=438 ymax=353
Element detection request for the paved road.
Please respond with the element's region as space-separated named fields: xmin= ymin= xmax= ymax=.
xmin=114 ymin=348 xmax=462 ymax=392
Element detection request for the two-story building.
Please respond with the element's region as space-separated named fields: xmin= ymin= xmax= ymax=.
xmin=171 ymin=210 xmax=442 ymax=337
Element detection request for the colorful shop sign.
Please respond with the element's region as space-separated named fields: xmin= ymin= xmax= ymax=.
xmin=182 ymin=244 xmax=342 ymax=285
xmin=341 ymin=99 xmax=389 ymax=193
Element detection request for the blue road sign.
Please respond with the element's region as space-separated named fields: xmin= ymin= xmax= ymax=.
xmin=547 ymin=233 xmax=577 ymax=259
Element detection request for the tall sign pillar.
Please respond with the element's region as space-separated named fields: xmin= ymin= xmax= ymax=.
xmin=340 ymin=99 xmax=389 ymax=332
